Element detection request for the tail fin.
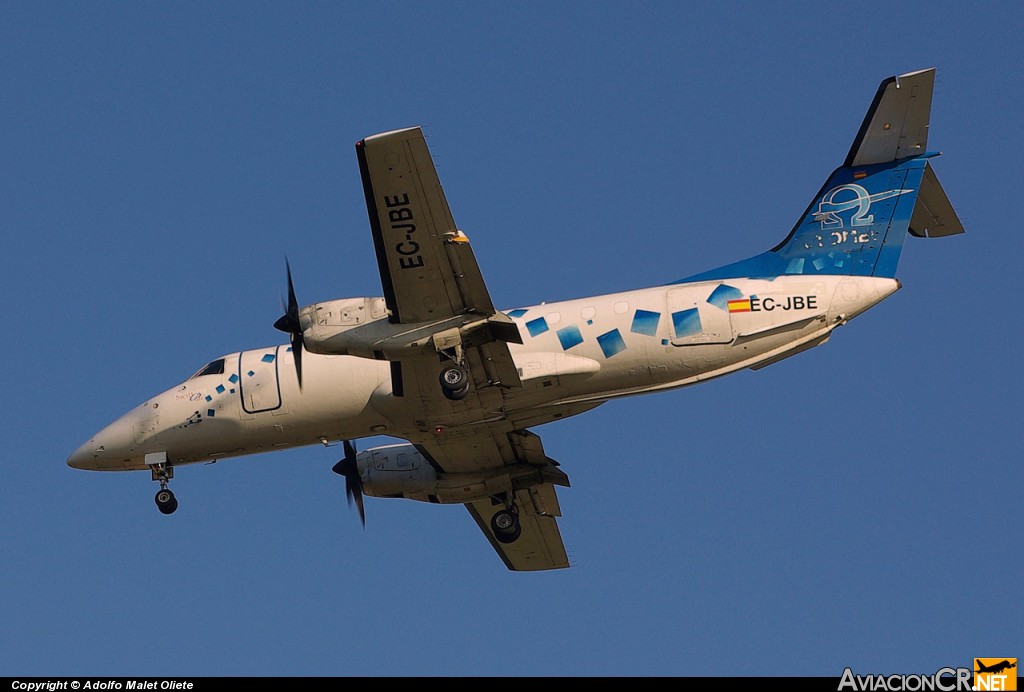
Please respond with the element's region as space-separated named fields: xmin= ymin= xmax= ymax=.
xmin=682 ymin=69 xmax=963 ymax=283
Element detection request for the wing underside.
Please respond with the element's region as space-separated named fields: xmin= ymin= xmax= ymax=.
xmin=412 ymin=429 xmax=571 ymax=571
xmin=357 ymin=126 xmax=522 ymax=391
xmin=467 ymin=486 xmax=569 ymax=571
xmin=356 ymin=126 xmax=496 ymax=324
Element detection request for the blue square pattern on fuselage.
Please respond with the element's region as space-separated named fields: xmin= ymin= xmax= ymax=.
xmin=672 ymin=308 xmax=702 ymax=338
xmin=597 ymin=329 xmax=626 ymax=358
xmin=631 ymin=309 xmax=660 ymax=336
xmin=526 ymin=317 xmax=549 ymax=337
xmin=557 ymin=325 xmax=584 ymax=350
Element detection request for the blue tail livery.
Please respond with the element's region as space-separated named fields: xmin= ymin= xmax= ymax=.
xmin=682 ymin=68 xmax=963 ymax=283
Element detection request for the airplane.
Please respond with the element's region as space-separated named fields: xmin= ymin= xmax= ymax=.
xmin=68 ymin=68 xmax=963 ymax=571
xmin=976 ymin=660 xmax=1017 ymax=675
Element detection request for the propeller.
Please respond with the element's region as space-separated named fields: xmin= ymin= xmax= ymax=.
xmin=273 ymin=258 xmax=304 ymax=389
xmin=332 ymin=440 xmax=365 ymax=527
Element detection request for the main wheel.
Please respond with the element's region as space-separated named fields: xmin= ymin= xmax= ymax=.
xmin=491 ymin=508 xmax=522 ymax=544
xmin=439 ymin=364 xmax=467 ymax=389
xmin=439 ymin=365 xmax=470 ymax=400
xmin=155 ymin=488 xmax=178 ymax=515
xmin=442 ymin=382 xmax=470 ymax=401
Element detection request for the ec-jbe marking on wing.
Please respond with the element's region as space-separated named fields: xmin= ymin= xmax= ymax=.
xmin=384 ymin=193 xmax=424 ymax=269
xmin=67 ymin=69 xmax=964 ymax=572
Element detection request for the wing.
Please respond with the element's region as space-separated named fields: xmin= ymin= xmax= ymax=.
xmin=357 ymin=126 xmax=498 ymax=324
xmin=357 ymin=126 xmax=521 ymax=390
xmin=357 ymin=127 xmax=568 ymax=570
xmin=467 ymin=486 xmax=569 ymax=571
xmin=412 ymin=427 xmax=571 ymax=571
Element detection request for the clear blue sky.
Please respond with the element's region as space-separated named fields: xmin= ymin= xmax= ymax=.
xmin=2 ymin=1 xmax=1020 ymax=676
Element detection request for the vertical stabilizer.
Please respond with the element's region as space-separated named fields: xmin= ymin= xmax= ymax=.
xmin=679 ymin=69 xmax=962 ymax=284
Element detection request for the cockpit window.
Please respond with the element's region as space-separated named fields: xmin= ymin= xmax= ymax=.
xmin=189 ymin=358 xmax=225 ymax=379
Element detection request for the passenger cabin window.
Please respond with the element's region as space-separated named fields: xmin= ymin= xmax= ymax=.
xmin=190 ymin=358 xmax=225 ymax=379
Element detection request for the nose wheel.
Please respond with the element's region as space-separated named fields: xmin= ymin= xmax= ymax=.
xmin=155 ymin=487 xmax=178 ymax=514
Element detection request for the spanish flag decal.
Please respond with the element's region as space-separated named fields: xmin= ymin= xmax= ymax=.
xmin=727 ymin=299 xmax=751 ymax=313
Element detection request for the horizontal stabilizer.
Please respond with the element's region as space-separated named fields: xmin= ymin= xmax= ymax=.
xmin=909 ymin=161 xmax=964 ymax=237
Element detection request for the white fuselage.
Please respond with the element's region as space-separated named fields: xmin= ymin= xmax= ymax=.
xmin=67 ymin=274 xmax=898 ymax=472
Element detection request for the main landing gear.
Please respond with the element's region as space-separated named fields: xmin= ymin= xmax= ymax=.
xmin=434 ymin=336 xmax=472 ymax=400
xmin=490 ymin=504 xmax=522 ymax=544
xmin=438 ymin=363 xmax=470 ymax=400
xmin=151 ymin=461 xmax=178 ymax=515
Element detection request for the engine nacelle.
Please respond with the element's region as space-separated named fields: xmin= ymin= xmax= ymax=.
xmin=357 ymin=444 xmax=438 ymax=502
xmin=356 ymin=443 xmax=566 ymax=505
xmin=300 ymin=297 xmax=523 ymax=361
xmin=299 ymin=297 xmax=389 ymax=355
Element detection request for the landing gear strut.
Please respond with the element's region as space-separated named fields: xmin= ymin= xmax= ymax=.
xmin=151 ymin=461 xmax=178 ymax=515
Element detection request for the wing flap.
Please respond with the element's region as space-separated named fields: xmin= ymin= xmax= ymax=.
xmin=415 ymin=427 xmax=560 ymax=475
xmin=442 ymin=235 xmax=497 ymax=316
xmin=467 ymin=340 xmax=523 ymax=389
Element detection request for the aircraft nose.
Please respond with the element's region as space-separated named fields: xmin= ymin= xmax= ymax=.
xmin=67 ymin=440 xmax=98 ymax=469
xmin=67 ymin=417 xmax=135 ymax=470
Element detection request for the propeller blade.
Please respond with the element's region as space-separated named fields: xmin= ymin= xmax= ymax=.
xmin=292 ymin=334 xmax=303 ymax=389
xmin=349 ymin=481 xmax=365 ymax=528
xmin=285 ymin=259 xmax=298 ymax=319
xmin=273 ymin=313 xmax=292 ymax=333
xmin=332 ymin=441 xmax=365 ymax=527
xmin=273 ymin=258 xmax=304 ymax=389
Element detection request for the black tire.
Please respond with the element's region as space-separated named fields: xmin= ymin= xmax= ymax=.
xmin=491 ymin=508 xmax=521 ymax=544
xmin=439 ymin=365 xmax=470 ymax=400
xmin=441 ymin=381 xmax=470 ymax=401
xmin=439 ymin=365 xmax=468 ymax=390
xmin=155 ymin=489 xmax=178 ymax=515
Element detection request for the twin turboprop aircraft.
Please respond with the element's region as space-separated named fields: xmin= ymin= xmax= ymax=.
xmin=68 ymin=69 xmax=963 ymax=570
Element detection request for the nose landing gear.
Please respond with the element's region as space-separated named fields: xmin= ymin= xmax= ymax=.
xmin=155 ymin=486 xmax=178 ymax=515
xmin=149 ymin=455 xmax=178 ymax=515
